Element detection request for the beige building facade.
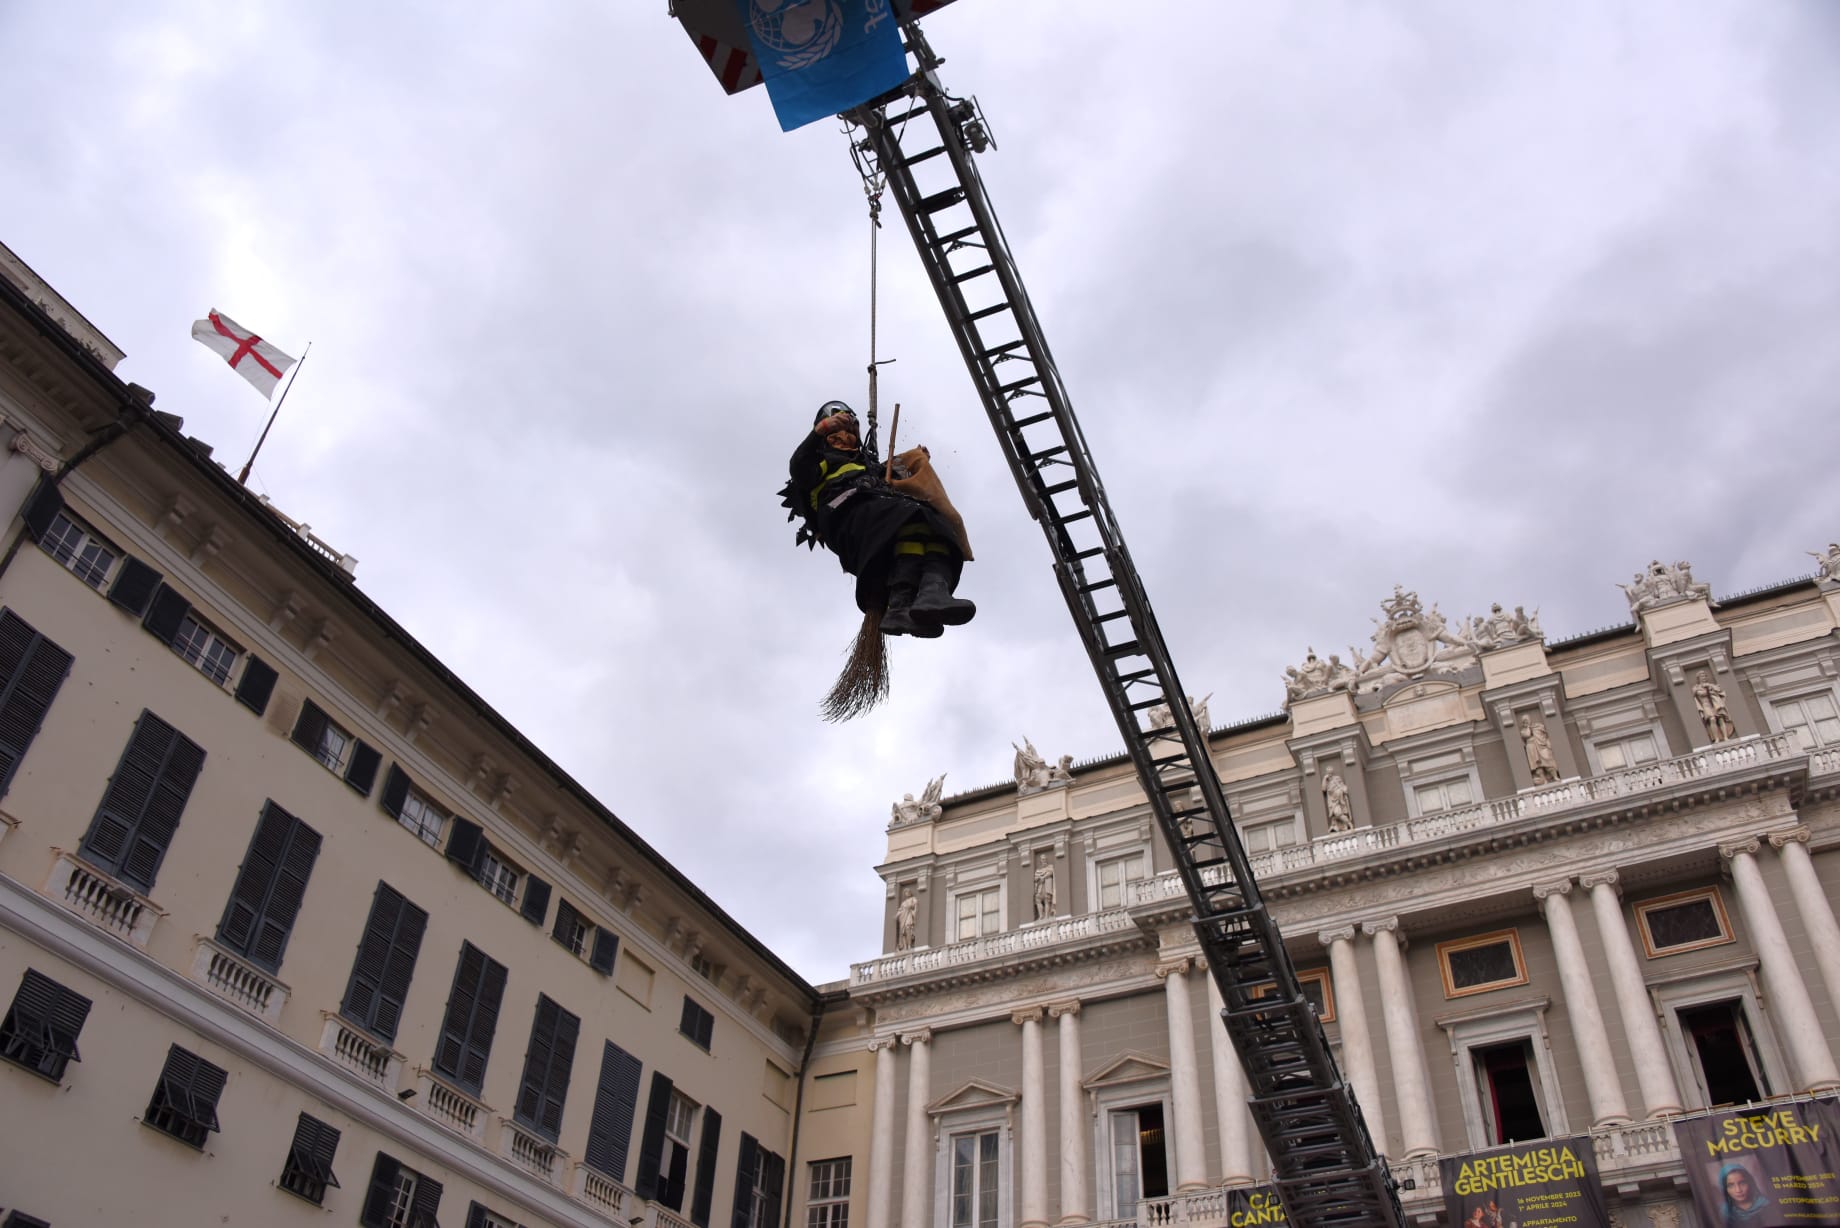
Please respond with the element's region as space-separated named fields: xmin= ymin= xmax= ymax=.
xmin=0 ymin=249 xmax=823 ymax=1228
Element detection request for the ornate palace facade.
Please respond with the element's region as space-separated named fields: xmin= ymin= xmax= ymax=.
xmin=835 ymin=561 xmax=1840 ymax=1228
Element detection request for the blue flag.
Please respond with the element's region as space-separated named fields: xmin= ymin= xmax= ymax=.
xmin=738 ymin=0 xmax=909 ymax=132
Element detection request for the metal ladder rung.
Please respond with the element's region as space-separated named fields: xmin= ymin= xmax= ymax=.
xmin=1058 ymin=508 xmax=1094 ymax=524
xmin=1094 ymin=609 xmax=1129 ymax=625
xmin=1001 ymin=375 xmax=1044 ymax=395
xmin=1042 ymin=479 xmax=1080 ymax=496
xmin=967 ymin=302 xmax=1011 ymax=322
xmin=938 ymin=224 xmax=982 ymax=245
xmin=1077 ymin=576 xmax=1117 ymax=594
xmin=1073 ymin=545 xmax=1106 ymax=562
xmin=881 ymin=104 xmax=931 ymax=126
xmin=1010 ymin=408 xmax=1055 ymax=428
xmin=952 ymin=264 xmax=996 ymax=285
xmin=897 ymin=145 xmax=948 ymax=169
xmin=919 ymin=187 xmax=967 ymax=214
xmin=1102 ymin=639 xmax=1142 ymax=659
xmin=981 ymin=339 xmax=1028 ymax=362
xmin=1029 ymin=445 xmax=1069 ymax=464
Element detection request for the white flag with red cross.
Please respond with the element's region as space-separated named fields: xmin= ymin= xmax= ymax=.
xmin=190 ymin=309 xmax=298 ymax=399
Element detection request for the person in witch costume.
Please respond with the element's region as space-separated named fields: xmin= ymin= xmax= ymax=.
xmin=782 ymin=401 xmax=976 ymax=718
xmin=786 ymin=400 xmax=975 ymax=636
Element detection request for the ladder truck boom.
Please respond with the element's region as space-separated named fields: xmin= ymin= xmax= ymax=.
xmin=844 ymin=27 xmax=1406 ymax=1227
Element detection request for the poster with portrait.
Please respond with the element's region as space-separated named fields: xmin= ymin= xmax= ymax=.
xmin=1226 ymin=1185 xmax=1288 ymax=1225
xmin=1674 ymin=1098 xmax=1840 ymax=1225
xmin=1438 ymin=1136 xmax=1609 ymax=1228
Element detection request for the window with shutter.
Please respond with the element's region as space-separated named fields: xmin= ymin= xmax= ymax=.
xmin=2 ymin=1210 xmax=52 ymax=1228
xmin=519 ymin=875 xmax=551 ymax=926
xmin=807 ymin=1158 xmax=853 ymax=1228
xmin=0 ymin=609 xmax=74 ymax=801
xmin=635 ymin=1072 xmax=678 ymax=1204
xmin=583 ymin=1040 xmax=644 ymax=1183
xmin=552 ymin=899 xmax=589 ymax=957
xmin=77 ymin=709 xmax=206 ymax=894
xmin=361 ymin=1152 xmax=443 ymax=1228
xmin=679 ymin=996 xmax=715 ymax=1051
xmin=466 ymin=1202 xmax=524 ymax=1228
xmin=434 ymin=942 xmax=508 ymax=1096
xmin=34 ymin=502 xmax=121 ymax=591
xmin=346 ymin=741 xmax=383 ymax=796
xmin=732 ymin=1135 xmax=787 ymax=1228
xmin=340 ymin=883 xmax=428 ymax=1042
xmin=514 ymin=993 xmax=580 ymax=1143
xmin=478 ymin=847 xmax=521 ymax=906
xmin=445 ymin=817 xmax=486 ymax=873
xmin=690 ymin=1105 xmax=723 ymax=1227
xmin=0 ymin=967 xmax=92 ymax=1081
xmin=215 ymin=802 xmax=322 ymax=972
xmin=164 ymin=602 xmax=242 ymax=687
xmin=290 ymin=698 xmax=354 ymax=774
xmin=143 ymin=1044 xmax=228 ymax=1148
xmin=588 ymin=926 xmax=619 ymax=975
xmin=279 ymin=1112 xmax=343 ymax=1205
xmin=233 ymin=655 xmax=278 ymax=716
xmin=107 ymin=555 xmax=162 ymax=617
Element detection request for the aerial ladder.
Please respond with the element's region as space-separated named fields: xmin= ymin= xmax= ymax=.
xmin=673 ymin=11 xmax=1405 ymax=1226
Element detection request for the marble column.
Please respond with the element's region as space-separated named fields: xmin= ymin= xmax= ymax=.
xmin=866 ymin=1036 xmax=901 ymax=1228
xmin=1364 ymin=918 xmax=1440 ymax=1157
xmin=1722 ymin=839 xmax=1840 ymax=1091
xmin=1157 ymin=957 xmax=1211 ymax=1191
xmin=1204 ymin=965 xmax=1259 ymax=1184
xmin=1579 ymin=871 xmax=1683 ymax=1118
xmin=1769 ymin=827 xmax=1840 ymax=1033
xmin=1016 ymin=1008 xmax=1049 ymax=1228
xmin=1535 ymin=879 xmax=1631 ymax=1126
xmin=1050 ymin=1001 xmax=1091 ymax=1226
xmin=1320 ymin=927 xmax=1388 ymax=1155
xmin=901 ymin=1029 xmax=934 ymax=1228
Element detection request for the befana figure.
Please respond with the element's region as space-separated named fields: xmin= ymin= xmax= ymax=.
xmin=781 ymin=400 xmax=975 ymax=720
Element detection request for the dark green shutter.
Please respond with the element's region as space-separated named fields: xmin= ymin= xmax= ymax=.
xmin=345 ymin=741 xmax=381 ymax=796
xmin=380 ymin=764 xmax=411 ymax=818
xmin=340 ymin=883 xmax=427 ymax=1041
xmin=634 ymin=1071 xmax=674 ymax=1200
xmin=690 ymin=1106 xmax=722 ymax=1227
xmin=588 ymin=927 xmax=619 ymax=975
xmin=78 ymin=710 xmax=205 ymax=893
xmin=445 ymin=817 xmax=486 ymax=874
xmin=434 ymin=942 xmax=507 ymax=1096
xmin=107 ymin=556 xmax=161 ymax=617
xmin=20 ymin=476 xmax=62 ymax=542
xmin=233 ymin=655 xmax=277 ymax=716
xmin=142 ymin=584 xmax=190 ymax=646
xmin=0 ymin=610 xmax=73 ymax=800
xmin=360 ymin=1153 xmax=403 ymax=1228
xmin=465 ymin=1204 xmax=488 ymax=1228
xmin=289 ymin=698 xmax=329 ymax=755
xmin=761 ymin=1148 xmax=785 ymax=1228
xmin=731 ymin=1133 xmax=761 ymax=1228
xmin=408 ymin=1172 xmax=443 ymax=1226
xmin=583 ymin=1040 xmax=643 ymax=1183
xmin=515 ymin=994 xmax=579 ymax=1142
xmin=215 ymin=801 xmax=322 ymax=972
xmin=520 ymin=875 xmax=551 ymax=926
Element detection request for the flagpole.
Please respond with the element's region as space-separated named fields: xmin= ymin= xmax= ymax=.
xmin=237 ymin=341 xmax=311 ymax=486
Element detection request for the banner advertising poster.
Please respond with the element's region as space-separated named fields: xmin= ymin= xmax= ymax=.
xmin=1439 ymin=1137 xmax=1610 ymax=1228
xmin=1674 ymin=1098 xmax=1840 ymax=1226
xmin=1226 ymin=1185 xmax=1288 ymax=1226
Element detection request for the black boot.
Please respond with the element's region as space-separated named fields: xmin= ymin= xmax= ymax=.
xmin=881 ymin=555 xmax=940 ymax=637
xmin=912 ymin=556 xmax=976 ymax=627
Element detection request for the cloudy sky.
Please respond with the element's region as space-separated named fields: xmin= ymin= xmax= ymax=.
xmin=4 ymin=1 xmax=1836 ymax=983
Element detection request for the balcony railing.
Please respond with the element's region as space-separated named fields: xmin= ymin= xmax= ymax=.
xmin=318 ymin=1013 xmax=403 ymax=1089
xmin=411 ymin=1067 xmax=489 ymax=1141
xmin=189 ymin=938 xmax=288 ymax=1024
xmin=43 ymin=851 xmax=162 ymax=948
xmin=1135 ymin=732 xmax=1799 ymax=903
xmin=499 ymin=1118 xmax=564 ymax=1184
xmin=572 ymin=1163 xmax=633 ymax=1217
xmin=853 ymin=907 xmax=1140 ymax=985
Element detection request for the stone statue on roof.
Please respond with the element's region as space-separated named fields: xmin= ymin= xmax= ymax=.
xmin=1619 ymin=559 xmax=1712 ymax=614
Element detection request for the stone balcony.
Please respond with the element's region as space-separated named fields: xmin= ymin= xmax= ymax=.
xmin=851 ymin=906 xmax=1147 ymax=992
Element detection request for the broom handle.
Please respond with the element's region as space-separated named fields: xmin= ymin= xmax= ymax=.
xmin=884 ymin=403 xmax=902 ymax=480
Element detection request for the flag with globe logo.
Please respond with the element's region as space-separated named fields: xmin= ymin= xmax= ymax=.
xmin=741 ymin=0 xmax=909 ymax=131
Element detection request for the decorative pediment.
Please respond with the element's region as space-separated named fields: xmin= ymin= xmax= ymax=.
xmin=927 ymin=1078 xmax=1019 ymax=1117
xmin=1081 ymin=1050 xmax=1170 ymax=1092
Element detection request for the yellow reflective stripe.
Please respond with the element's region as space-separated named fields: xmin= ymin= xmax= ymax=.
xmin=923 ymin=542 xmax=951 ymax=554
xmin=809 ymin=461 xmax=868 ymax=509
xmin=894 ymin=542 xmax=927 ymax=556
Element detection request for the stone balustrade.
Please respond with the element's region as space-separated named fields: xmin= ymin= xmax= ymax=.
xmin=499 ymin=1118 xmax=564 ymax=1184
xmin=571 ymin=1163 xmax=633 ymax=1217
xmin=317 ymin=1012 xmax=403 ymax=1089
xmin=188 ymin=937 xmax=288 ymax=1024
xmin=43 ymin=851 xmax=161 ymax=948
xmin=853 ymin=907 xmax=1138 ymax=985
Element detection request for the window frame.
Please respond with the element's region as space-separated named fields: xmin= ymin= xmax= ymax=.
xmin=1634 ymin=887 xmax=1734 ymax=958
xmin=679 ymin=995 xmax=715 ymax=1051
xmin=553 ymin=899 xmax=590 ymax=958
xmin=37 ymin=508 xmax=121 ymax=590
xmin=1589 ymin=728 xmax=1664 ymax=775
xmin=478 ymin=847 xmax=521 ymax=907
xmin=1094 ymin=850 xmax=1149 ymax=911
xmin=170 ymin=609 xmax=242 ymax=687
xmin=278 ymin=1112 xmax=343 ymax=1206
xmin=143 ymin=1044 xmax=228 ymax=1149
xmin=1652 ymin=968 xmax=1789 ymax=1111
xmin=1437 ymin=929 xmax=1530 ymax=999
xmin=397 ymin=786 xmax=447 ymax=846
xmin=807 ymin=1157 xmax=852 ymax=1228
xmin=1240 ymin=815 xmax=1302 ymax=855
xmin=1768 ymin=689 xmax=1840 ymax=752
xmin=1436 ymin=999 xmax=1569 ymax=1150
xmin=951 ymin=884 xmax=1002 ymax=943
xmin=1399 ymin=747 xmax=1484 ymax=820
xmin=946 ymin=1126 xmax=1006 ymax=1228
xmin=1248 ymin=966 xmax=1335 ymax=1022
